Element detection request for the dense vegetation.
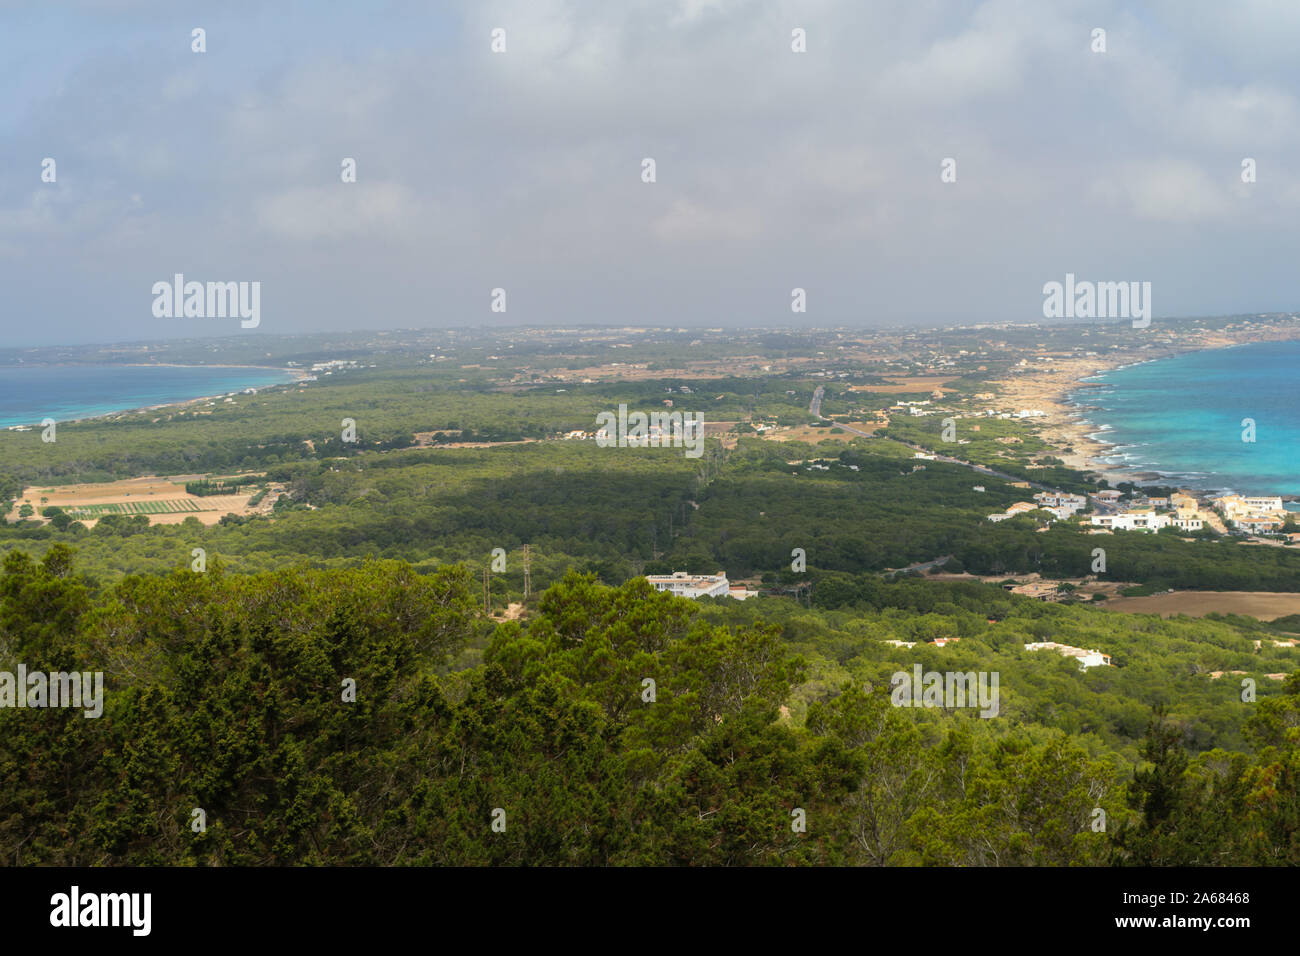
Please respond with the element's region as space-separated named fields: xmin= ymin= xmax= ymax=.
xmin=5 ymin=435 xmax=1298 ymax=595
xmin=3 ymin=549 xmax=1298 ymax=865
xmin=185 ymin=477 xmax=258 ymax=496
xmin=3 ymin=323 xmax=1298 ymax=866
xmin=0 ymin=367 xmax=817 ymax=486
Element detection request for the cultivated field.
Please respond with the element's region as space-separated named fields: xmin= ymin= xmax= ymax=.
xmin=60 ymin=499 xmax=202 ymax=517
xmin=7 ymin=476 xmax=262 ymax=527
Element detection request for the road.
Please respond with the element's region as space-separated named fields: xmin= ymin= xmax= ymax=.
xmin=919 ymin=447 xmax=1054 ymax=492
xmin=809 ymin=385 xmax=880 ymax=439
xmin=885 ymin=555 xmax=953 ymax=577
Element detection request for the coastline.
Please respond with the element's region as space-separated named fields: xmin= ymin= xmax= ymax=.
xmin=1 ymin=365 xmax=308 ymax=429
xmin=991 ymin=354 xmax=1147 ymax=484
xmin=990 ymin=329 xmax=1300 ymax=489
xmin=91 ymin=366 xmax=311 ymax=423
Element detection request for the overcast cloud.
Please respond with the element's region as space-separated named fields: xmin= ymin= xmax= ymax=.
xmin=2 ymin=0 xmax=1298 ymax=345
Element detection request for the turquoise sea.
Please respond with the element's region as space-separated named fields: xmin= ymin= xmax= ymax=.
xmin=1069 ymin=341 xmax=1300 ymax=496
xmin=0 ymin=365 xmax=297 ymax=428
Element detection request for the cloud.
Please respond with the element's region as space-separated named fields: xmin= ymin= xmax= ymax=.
xmin=3 ymin=0 xmax=1300 ymax=342
xmin=1090 ymin=160 xmax=1232 ymax=223
xmin=256 ymin=183 xmax=426 ymax=241
xmin=651 ymin=198 xmax=763 ymax=241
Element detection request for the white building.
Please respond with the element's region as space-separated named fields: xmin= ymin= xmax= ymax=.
xmin=1237 ymin=516 xmax=1283 ymax=534
xmin=1213 ymin=494 xmax=1287 ymax=533
xmin=646 ymin=571 xmax=730 ymax=599
xmin=1025 ymin=642 xmax=1111 ymax=670
xmin=1242 ymin=496 xmax=1284 ymax=512
xmin=1034 ymin=491 xmax=1087 ymax=514
xmin=1214 ymin=494 xmax=1285 ymax=516
xmin=988 ymin=501 xmax=1041 ymax=523
xmin=1090 ymin=512 xmax=1170 ymax=532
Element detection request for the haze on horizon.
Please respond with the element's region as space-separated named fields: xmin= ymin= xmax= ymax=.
xmin=3 ymin=0 xmax=1299 ymax=348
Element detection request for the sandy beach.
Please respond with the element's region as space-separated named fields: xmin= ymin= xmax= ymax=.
xmin=987 ymin=323 xmax=1300 ymax=486
xmin=990 ymin=356 xmax=1137 ymax=482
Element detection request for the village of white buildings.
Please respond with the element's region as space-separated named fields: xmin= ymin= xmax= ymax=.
xmin=987 ymin=489 xmax=1293 ymax=539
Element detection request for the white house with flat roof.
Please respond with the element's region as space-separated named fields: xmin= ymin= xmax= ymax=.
xmin=1025 ymin=642 xmax=1111 ymax=670
xmin=1242 ymin=496 xmax=1284 ymax=511
xmin=1034 ymin=491 xmax=1086 ymax=514
xmin=646 ymin=571 xmax=731 ymax=599
xmin=1090 ymin=512 xmax=1171 ymax=532
xmin=1237 ymin=516 xmax=1284 ymax=534
xmin=1213 ymin=494 xmax=1287 ymax=533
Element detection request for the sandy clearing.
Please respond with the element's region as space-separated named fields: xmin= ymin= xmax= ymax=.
xmin=849 ymin=376 xmax=958 ymax=395
xmin=23 ymin=477 xmax=190 ymax=506
xmin=762 ymin=423 xmax=877 ymax=443
xmin=1104 ymin=591 xmax=1300 ymax=621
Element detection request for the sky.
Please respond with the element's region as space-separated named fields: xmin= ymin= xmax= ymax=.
xmin=2 ymin=0 xmax=1299 ymax=346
